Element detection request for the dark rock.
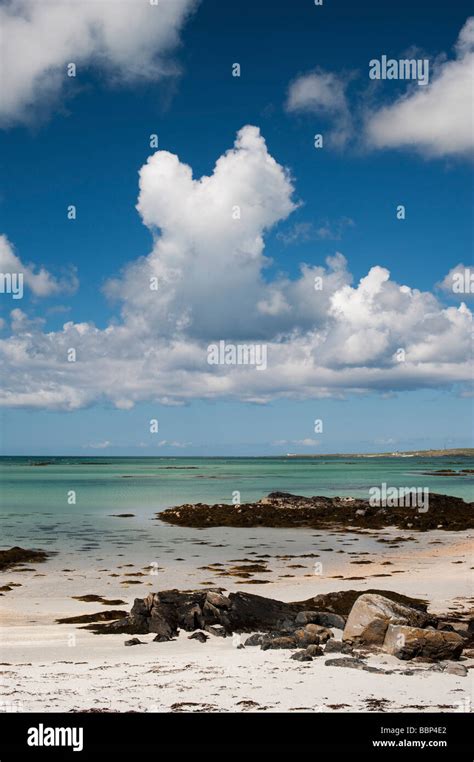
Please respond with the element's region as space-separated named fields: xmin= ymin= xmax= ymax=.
xmin=261 ymin=636 xmax=297 ymax=650
xmin=226 ymin=591 xmax=302 ymax=633
xmin=295 ymin=611 xmax=320 ymax=626
xmin=291 ymin=651 xmax=313 ymax=662
xmin=313 ymin=612 xmax=346 ymax=629
xmin=188 ymin=631 xmax=208 ymax=643
xmin=205 ymin=591 xmax=231 ymax=608
xmin=304 ymin=644 xmax=323 ymax=657
xmin=295 ymin=610 xmax=345 ymax=629
xmin=158 ymin=492 xmax=473 ymax=532
xmin=325 ymin=657 xmax=367 ymax=669
xmin=85 ymin=586 xmax=435 ymax=650
xmin=324 ymin=639 xmax=353 ymax=655
xmin=124 ymin=638 xmax=144 ymax=646
xmin=294 ymin=624 xmax=333 ymax=646
xmin=244 ymin=633 xmax=265 ymax=647
xmin=0 ymin=546 xmax=51 ymax=572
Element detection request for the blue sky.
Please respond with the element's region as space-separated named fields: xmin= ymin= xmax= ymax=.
xmin=0 ymin=0 xmax=472 ymax=455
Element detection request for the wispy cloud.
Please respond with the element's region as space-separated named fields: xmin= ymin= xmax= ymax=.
xmin=0 ymin=235 xmax=78 ymax=297
xmin=277 ymin=218 xmax=355 ymax=245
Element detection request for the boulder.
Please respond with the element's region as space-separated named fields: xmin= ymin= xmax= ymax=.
xmin=324 ymin=639 xmax=353 ymax=655
xmin=295 ymin=611 xmax=319 ymax=626
xmin=343 ymin=593 xmax=432 ymax=646
xmin=294 ymin=624 xmax=333 ymax=647
xmin=383 ymin=624 xmax=464 ymax=661
xmin=304 ymin=589 xmax=428 ymax=618
xmin=244 ymin=633 xmax=264 ymax=647
xmin=291 ymin=651 xmax=313 ymax=662
xmin=205 ymin=591 xmax=231 ymax=608
xmin=261 ymin=636 xmax=296 ymax=650
xmin=304 ymin=644 xmax=323 ymax=657
xmin=295 ymin=610 xmax=345 ymax=629
xmin=226 ymin=592 xmax=298 ymax=633
xmin=188 ymin=631 xmax=208 ymax=643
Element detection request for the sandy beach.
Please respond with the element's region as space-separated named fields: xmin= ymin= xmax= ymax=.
xmin=1 ymin=524 xmax=472 ymax=713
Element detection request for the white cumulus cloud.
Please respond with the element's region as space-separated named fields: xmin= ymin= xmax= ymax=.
xmin=0 ymin=126 xmax=471 ymax=410
xmin=0 ymin=0 xmax=198 ymax=126
xmin=365 ymin=17 xmax=474 ymax=157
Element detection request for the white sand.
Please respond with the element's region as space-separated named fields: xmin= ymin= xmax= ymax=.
xmin=1 ymin=526 xmax=473 ymax=713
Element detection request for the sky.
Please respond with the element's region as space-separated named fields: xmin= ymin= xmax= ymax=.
xmin=0 ymin=0 xmax=472 ymax=456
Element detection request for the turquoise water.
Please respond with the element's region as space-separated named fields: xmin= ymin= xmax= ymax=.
xmin=1 ymin=456 xmax=472 ymax=557
xmin=1 ymin=456 xmax=473 ymax=514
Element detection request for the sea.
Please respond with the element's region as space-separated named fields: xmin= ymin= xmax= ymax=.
xmin=1 ymin=456 xmax=472 ymax=562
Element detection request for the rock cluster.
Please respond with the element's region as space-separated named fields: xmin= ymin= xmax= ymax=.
xmin=86 ymin=587 xmax=470 ymax=665
xmin=158 ymin=491 xmax=473 ymax=531
xmin=87 ymin=588 xmax=312 ymax=638
xmin=342 ymin=593 xmax=465 ymax=662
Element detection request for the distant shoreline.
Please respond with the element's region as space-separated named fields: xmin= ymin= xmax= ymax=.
xmin=285 ymin=448 xmax=474 ymax=458
xmin=1 ymin=448 xmax=473 ymax=460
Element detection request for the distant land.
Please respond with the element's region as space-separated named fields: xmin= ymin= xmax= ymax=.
xmin=285 ymin=448 xmax=474 ymax=458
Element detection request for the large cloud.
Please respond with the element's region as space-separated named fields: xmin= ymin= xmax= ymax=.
xmin=0 ymin=126 xmax=471 ymax=409
xmin=366 ymin=17 xmax=474 ymax=157
xmin=0 ymin=0 xmax=198 ymax=126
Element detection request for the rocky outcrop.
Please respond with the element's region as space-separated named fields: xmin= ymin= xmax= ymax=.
xmin=158 ymin=491 xmax=473 ymax=531
xmin=80 ymin=586 xmax=466 ymax=664
xmin=86 ymin=588 xmax=308 ymax=636
xmin=342 ymin=593 xmax=434 ymax=646
xmin=383 ymin=624 xmax=464 ymax=661
xmin=0 ymin=546 xmax=51 ymax=571
xmin=86 ymin=587 xmax=430 ymax=641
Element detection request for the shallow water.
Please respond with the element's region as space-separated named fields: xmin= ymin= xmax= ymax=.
xmin=0 ymin=455 xmax=472 ymax=560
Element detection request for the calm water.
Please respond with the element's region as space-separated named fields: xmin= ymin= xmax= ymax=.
xmin=0 ymin=456 xmax=472 ymax=556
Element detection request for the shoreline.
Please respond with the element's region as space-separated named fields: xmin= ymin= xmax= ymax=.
xmin=1 ymin=523 xmax=472 ymax=713
xmin=1 ymin=484 xmax=472 ymax=714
